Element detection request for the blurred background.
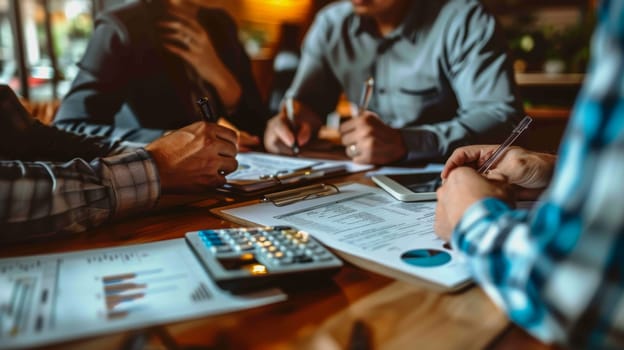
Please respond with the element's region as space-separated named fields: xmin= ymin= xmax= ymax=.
xmin=0 ymin=0 xmax=595 ymax=150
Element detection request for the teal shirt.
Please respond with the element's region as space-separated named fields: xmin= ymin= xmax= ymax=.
xmin=289 ymin=0 xmax=523 ymax=161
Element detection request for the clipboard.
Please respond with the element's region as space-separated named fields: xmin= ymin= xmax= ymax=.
xmin=220 ymin=152 xmax=373 ymax=195
xmin=223 ymin=165 xmax=347 ymax=195
xmin=212 ymin=183 xmax=342 ymax=225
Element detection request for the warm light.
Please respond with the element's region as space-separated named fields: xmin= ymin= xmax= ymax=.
xmin=240 ymin=253 xmax=255 ymax=261
xmin=249 ymin=264 xmax=268 ymax=275
xmin=296 ymin=231 xmax=309 ymax=242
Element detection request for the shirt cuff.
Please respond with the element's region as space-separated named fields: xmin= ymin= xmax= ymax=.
xmin=451 ymin=197 xmax=511 ymax=254
xmin=100 ymin=149 xmax=160 ymax=218
xmin=398 ymin=128 xmax=442 ymax=162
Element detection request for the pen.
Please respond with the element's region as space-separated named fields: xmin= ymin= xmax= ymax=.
xmin=284 ymin=97 xmax=300 ymax=155
xmin=262 ymin=183 xmax=339 ymax=206
xmin=197 ymin=96 xmax=227 ymax=177
xmin=357 ymin=77 xmax=375 ymax=116
xmin=258 ymin=161 xmax=324 ymax=180
xmin=478 ymin=115 xmax=533 ymax=174
xmin=197 ymin=97 xmax=218 ymax=123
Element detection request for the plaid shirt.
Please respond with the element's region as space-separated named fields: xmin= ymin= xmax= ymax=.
xmin=0 ymin=149 xmax=160 ymax=240
xmin=452 ymin=1 xmax=624 ymax=347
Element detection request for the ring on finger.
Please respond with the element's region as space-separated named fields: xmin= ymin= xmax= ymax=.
xmin=347 ymin=144 xmax=359 ymax=158
xmin=218 ymin=169 xmax=226 ymax=176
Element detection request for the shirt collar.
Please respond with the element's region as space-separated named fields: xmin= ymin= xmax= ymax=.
xmin=351 ymin=2 xmax=421 ymax=43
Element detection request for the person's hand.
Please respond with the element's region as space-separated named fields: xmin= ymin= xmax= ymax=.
xmin=158 ymin=9 xmax=242 ymax=110
xmin=145 ymin=121 xmax=238 ymax=193
xmin=435 ymin=167 xmax=512 ymax=241
xmin=263 ymin=101 xmax=322 ymax=155
xmin=217 ymin=118 xmax=260 ymax=152
xmin=441 ymin=145 xmax=557 ymax=200
xmin=339 ymin=111 xmax=407 ymax=164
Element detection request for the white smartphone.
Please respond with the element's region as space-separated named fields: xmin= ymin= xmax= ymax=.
xmin=371 ymin=172 xmax=441 ymax=202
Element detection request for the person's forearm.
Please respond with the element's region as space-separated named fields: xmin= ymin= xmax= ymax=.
xmin=0 ymin=150 xmax=160 ymax=240
xmin=55 ymin=120 xmax=166 ymax=143
xmin=452 ymin=196 xmax=612 ymax=347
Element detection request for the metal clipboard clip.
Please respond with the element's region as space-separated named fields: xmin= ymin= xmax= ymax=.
xmin=262 ymin=183 xmax=340 ymax=206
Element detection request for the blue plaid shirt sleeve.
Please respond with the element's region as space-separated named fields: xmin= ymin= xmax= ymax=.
xmin=451 ymin=1 xmax=624 ymax=347
xmin=0 ymin=149 xmax=160 ymax=240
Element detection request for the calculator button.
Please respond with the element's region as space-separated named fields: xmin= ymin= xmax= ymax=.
xmin=216 ymin=246 xmax=233 ymax=253
xmin=279 ymin=258 xmax=294 ymax=265
xmin=293 ymin=255 xmax=314 ymax=263
xmin=239 ymin=244 xmax=255 ymax=251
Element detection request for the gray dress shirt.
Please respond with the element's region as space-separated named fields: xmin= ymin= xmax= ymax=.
xmin=289 ymin=0 xmax=523 ymax=161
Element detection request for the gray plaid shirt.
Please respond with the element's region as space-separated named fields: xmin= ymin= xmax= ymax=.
xmin=0 ymin=149 xmax=160 ymax=240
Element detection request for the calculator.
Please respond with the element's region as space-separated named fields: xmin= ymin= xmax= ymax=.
xmin=185 ymin=226 xmax=343 ymax=292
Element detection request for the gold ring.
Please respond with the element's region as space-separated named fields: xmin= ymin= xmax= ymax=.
xmin=347 ymin=144 xmax=359 ymax=158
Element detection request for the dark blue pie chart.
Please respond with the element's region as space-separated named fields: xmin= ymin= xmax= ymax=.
xmin=401 ymin=249 xmax=451 ymax=267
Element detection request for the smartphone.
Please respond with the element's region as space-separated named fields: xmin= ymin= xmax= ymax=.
xmin=371 ymin=172 xmax=441 ymax=202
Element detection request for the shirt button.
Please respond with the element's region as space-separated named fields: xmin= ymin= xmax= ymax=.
xmin=378 ymin=88 xmax=386 ymax=94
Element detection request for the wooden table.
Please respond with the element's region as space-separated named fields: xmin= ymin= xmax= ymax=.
xmin=1 ymin=152 xmax=555 ymax=350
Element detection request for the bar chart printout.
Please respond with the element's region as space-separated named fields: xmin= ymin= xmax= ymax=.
xmin=0 ymin=239 xmax=284 ymax=349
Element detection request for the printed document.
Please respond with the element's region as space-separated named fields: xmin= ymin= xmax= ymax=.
xmin=0 ymin=239 xmax=284 ymax=349
xmin=218 ymin=183 xmax=471 ymax=291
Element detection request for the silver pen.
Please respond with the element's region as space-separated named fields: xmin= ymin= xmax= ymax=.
xmin=357 ymin=77 xmax=375 ymax=116
xmin=284 ymin=97 xmax=300 ymax=155
xmin=478 ymin=115 xmax=533 ymax=174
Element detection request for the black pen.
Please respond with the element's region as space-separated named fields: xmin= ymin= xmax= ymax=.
xmin=284 ymin=97 xmax=300 ymax=155
xmin=197 ymin=97 xmax=227 ymax=176
xmin=197 ymin=97 xmax=218 ymax=123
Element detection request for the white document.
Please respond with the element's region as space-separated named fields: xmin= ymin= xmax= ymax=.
xmin=220 ymin=183 xmax=471 ymax=291
xmin=0 ymin=239 xmax=285 ymax=349
xmin=228 ymin=152 xmax=373 ymax=181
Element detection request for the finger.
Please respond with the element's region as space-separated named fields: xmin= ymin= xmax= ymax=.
xmin=339 ymin=119 xmax=362 ymax=146
xmin=158 ymin=21 xmax=185 ymax=31
xmin=218 ymin=157 xmax=239 ymax=175
xmin=158 ymin=21 xmax=194 ymax=41
xmin=483 ymin=169 xmax=509 ymax=183
xmin=272 ymin=139 xmax=296 ymax=155
xmin=161 ymin=31 xmax=192 ymax=48
xmin=442 ymin=147 xmax=490 ymax=179
xmin=239 ymin=134 xmax=261 ymax=147
xmin=162 ymin=41 xmax=191 ymax=58
xmin=166 ymin=9 xmax=204 ymax=33
xmin=273 ymin=116 xmax=296 ymax=147
xmin=338 ymin=117 xmax=357 ymax=135
xmin=215 ymin=138 xmax=238 ymax=159
xmin=296 ymin=122 xmax=313 ymax=146
xmin=214 ymin=125 xmax=239 ymax=145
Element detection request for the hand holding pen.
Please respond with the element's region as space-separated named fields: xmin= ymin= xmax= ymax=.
xmin=477 ymin=116 xmax=532 ymax=174
xmin=195 ymin=96 xmax=238 ymax=177
xmin=440 ymin=116 xmax=556 ymax=197
xmin=346 ymin=77 xmax=374 ymax=158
